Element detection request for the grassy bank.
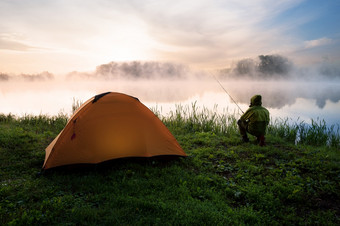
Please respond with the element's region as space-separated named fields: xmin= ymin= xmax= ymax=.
xmin=0 ymin=106 xmax=339 ymax=225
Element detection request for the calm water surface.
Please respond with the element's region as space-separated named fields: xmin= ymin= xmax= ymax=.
xmin=1 ymin=78 xmax=339 ymax=126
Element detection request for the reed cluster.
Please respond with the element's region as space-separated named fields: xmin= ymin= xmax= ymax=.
xmin=152 ymin=103 xmax=340 ymax=148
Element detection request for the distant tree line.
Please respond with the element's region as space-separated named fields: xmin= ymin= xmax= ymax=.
xmin=0 ymin=73 xmax=9 ymax=81
xmin=0 ymin=71 xmax=54 ymax=81
xmin=221 ymin=54 xmax=293 ymax=79
xmin=2 ymin=57 xmax=339 ymax=81
xmin=94 ymin=61 xmax=189 ymax=79
xmin=319 ymin=63 xmax=340 ymax=79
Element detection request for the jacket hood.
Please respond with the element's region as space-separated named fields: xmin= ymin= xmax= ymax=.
xmin=250 ymin=95 xmax=262 ymax=107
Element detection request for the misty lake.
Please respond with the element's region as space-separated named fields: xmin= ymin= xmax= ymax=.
xmin=0 ymin=78 xmax=339 ymax=126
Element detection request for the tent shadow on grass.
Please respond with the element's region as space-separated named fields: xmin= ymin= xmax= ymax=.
xmin=40 ymin=155 xmax=186 ymax=175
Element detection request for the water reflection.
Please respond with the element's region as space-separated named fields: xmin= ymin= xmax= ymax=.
xmin=213 ymin=80 xmax=340 ymax=109
xmin=0 ymin=78 xmax=339 ymax=125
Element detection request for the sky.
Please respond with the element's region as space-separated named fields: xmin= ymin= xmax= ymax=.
xmin=0 ymin=0 xmax=339 ymax=74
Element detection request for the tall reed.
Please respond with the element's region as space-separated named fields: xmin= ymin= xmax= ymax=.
xmin=152 ymin=104 xmax=340 ymax=147
xmin=72 ymin=98 xmax=83 ymax=114
xmin=153 ymin=102 xmax=239 ymax=136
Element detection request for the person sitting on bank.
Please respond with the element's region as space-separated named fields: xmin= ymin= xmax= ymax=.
xmin=237 ymin=95 xmax=270 ymax=146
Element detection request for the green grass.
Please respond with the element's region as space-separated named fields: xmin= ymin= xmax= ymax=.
xmin=0 ymin=105 xmax=339 ymax=225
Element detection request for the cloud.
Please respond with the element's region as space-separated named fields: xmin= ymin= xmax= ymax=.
xmin=0 ymin=0 xmax=337 ymax=73
xmin=0 ymin=34 xmax=34 ymax=51
xmin=304 ymin=37 xmax=332 ymax=49
xmin=124 ymin=0 xmax=307 ymax=67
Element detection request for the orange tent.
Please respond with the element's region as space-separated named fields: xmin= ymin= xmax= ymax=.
xmin=43 ymin=92 xmax=186 ymax=169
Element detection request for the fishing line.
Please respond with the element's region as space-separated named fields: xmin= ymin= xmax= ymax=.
xmin=212 ymin=73 xmax=244 ymax=114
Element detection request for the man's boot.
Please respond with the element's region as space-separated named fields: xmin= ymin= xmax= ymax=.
xmin=242 ymin=135 xmax=250 ymax=143
xmin=257 ymin=135 xmax=266 ymax=146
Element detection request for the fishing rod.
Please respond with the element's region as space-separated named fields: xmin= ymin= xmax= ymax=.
xmin=212 ymin=74 xmax=244 ymax=114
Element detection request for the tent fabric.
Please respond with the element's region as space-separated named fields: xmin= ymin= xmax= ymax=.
xmin=43 ymin=92 xmax=186 ymax=169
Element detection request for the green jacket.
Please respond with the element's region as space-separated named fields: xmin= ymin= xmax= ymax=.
xmin=240 ymin=95 xmax=270 ymax=136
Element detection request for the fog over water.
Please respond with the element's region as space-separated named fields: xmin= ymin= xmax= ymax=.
xmin=1 ymin=59 xmax=340 ymax=126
